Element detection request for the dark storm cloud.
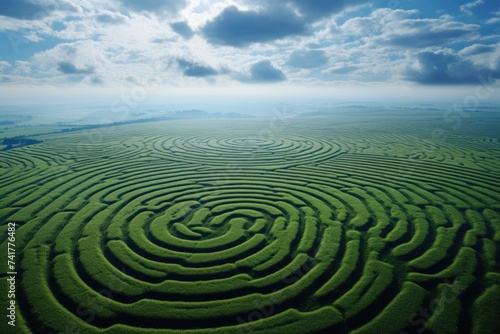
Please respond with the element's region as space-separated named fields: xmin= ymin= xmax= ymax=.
xmin=96 ymin=13 xmax=126 ymax=25
xmin=118 ymin=0 xmax=187 ymax=14
xmin=377 ymin=20 xmax=479 ymax=48
xmin=0 ymin=0 xmax=47 ymax=20
xmin=240 ymin=61 xmax=286 ymax=83
xmin=202 ymin=6 xmax=306 ymax=47
xmin=405 ymin=51 xmax=500 ymax=84
xmin=177 ymin=59 xmax=218 ymax=77
xmin=287 ymin=50 xmax=328 ymax=69
xmin=170 ymin=21 xmax=194 ymax=39
xmin=57 ymin=61 xmax=95 ymax=74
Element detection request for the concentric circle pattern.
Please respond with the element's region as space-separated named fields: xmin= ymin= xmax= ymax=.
xmin=1 ymin=118 xmax=499 ymax=334
xmin=149 ymin=135 xmax=342 ymax=168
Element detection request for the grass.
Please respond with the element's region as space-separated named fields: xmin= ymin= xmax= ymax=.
xmin=472 ymin=285 xmax=500 ymax=334
xmin=350 ymin=282 xmax=426 ymax=334
xmin=0 ymin=114 xmax=499 ymax=333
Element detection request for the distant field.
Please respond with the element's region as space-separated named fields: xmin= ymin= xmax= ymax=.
xmin=1 ymin=111 xmax=499 ymax=333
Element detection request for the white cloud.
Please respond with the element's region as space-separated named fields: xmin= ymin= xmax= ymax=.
xmin=460 ymin=0 xmax=483 ymax=16
xmin=486 ymin=17 xmax=500 ymax=24
xmin=31 ymin=40 xmax=110 ymax=77
xmin=315 ymin=9 xmax=482 ymax=84
xmin=340 ymin=9 xmax=417 ymax=36
xmin=0 ymin=60 xmax=11 ymax=70
xmin=12 ymin=61 xmax=31 ymax=75
xmin=459 ymin=43 xmax=500 ymax=70
xmin=340 ymin=16 xmax=378 ymax=36
xmin=0 ymin=1 xmax=498 ymax=91
xmin=95 ymin=11 xmax=128 ymax=25
xmin=54 ymin=20 xmax=97 ymax=40
xmin=343 ymin=9 xmax=479 ymax=49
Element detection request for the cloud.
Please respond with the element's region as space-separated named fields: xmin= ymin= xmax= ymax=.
xmin=1 ymin=2 xmax=498 ymax=90
xmin=329 ymin=65 xmax=359 ymax=74
xmin=287 ymin=50 xmax=328 ymax=68
xmin=96 ymin=13 xmax=127 ymax=25
xmin=404 ymin=50 xmax=500 ymax=84
xmin=118 ymin=0 xmax=187 ymax=15
xmin=459 ymin=43 xmax=496 ymax=56
xmin=31 ymin=40 xmax=111 ymax=82
xmin=170 ymin=21 xmax=194 ymax=39
xmin=340 ymin=16 xmax=379 ymax=36
xmin=376 ymin=19 xmax=479 ymax=48
xmin=177 ymin=59 xmax=218 ymax=77
xmin=90 ymin=76 xmax=104 ymax=85
xmin=202 ymin=0 xmax=371 ymax=47
xmin=0 ymin=61 xmax=11 ymax=71
xmin=459 ymin=43 xmax=500 ymax=70
xmin=288 ymin=0 xmax=370 ymax=20
xmin=341 ymin=9 xmax=479 ymax=48
xmin=151 ymin=37 xmax=176 ymax=43
xmin=486 ymin=17 xmax=500 ymax=24
xmin=55 ymin=1 xmax=80 ymax=14
xmin=246 ymin=0 xmax=370 ymax=21
xmin=240 ymin=60 xmax=286 ymax=83
xmin=202 ymin=6 xmax=306 ymax=47
xmin=0 ymin=0 xmax=79 ymax=20
xmin=341 ymin=8 xmax=418 ymax=34
xmin=57 ymin=61 xmax=95 ymax=74
xmin=460 ymin=0 xmax=483 ymax=16
xmin=12 ymin=61 xmax=31 ymax=75
xmin=125 ymin=76 xmax=135 ymax=83
xmin=0 ymin=0 xmax=47 ymax=20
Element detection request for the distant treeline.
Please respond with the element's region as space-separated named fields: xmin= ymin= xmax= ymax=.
xmin=0 ymin=115 xmax=33 ymax=125
xmin=58 ymin=112 xmax=251 ymax=132
xmin=2 ymin=137 xmax=43 ymax=151
xmin=1 ymin=112 xmax=253 ymax=146
xmin=58 ymin=117 xmax=177 ymax=133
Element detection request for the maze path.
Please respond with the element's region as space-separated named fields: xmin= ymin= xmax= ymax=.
xmin=1 ymin=121 xmax=499 ymax=334
xmin=148 ymin=135 xmax=343 ymax=168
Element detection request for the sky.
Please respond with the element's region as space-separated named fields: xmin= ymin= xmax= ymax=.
xmin=0 ymin=0 xmax=499 ymax=104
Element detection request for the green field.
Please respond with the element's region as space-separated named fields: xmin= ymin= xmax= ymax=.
xmin=1 ymin=111 xmax=499 ymax=334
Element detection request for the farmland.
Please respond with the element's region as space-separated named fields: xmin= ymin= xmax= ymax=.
xmin=0 ymin=110 xmax=499 ymax=334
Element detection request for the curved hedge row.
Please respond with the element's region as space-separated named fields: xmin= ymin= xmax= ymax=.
xmin=0 ymin=118 xmax=499 ymax=333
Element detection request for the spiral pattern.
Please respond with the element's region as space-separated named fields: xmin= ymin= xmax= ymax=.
xmin=0 ymin=119 xmax=499 ymax=334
